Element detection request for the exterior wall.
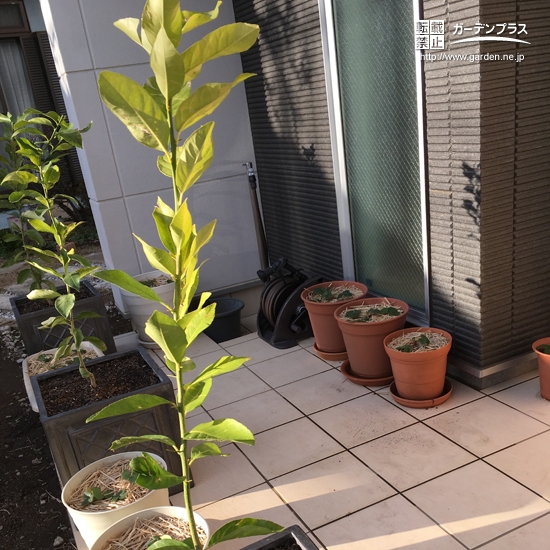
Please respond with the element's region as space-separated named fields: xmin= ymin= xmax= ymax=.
xmin=38 ymin=0 xmax=263 ymax=310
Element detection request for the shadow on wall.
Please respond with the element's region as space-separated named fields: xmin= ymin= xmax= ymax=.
xmin=236 ymin=0 xmax=344 ymax=281
xmin=462 ymin=162 xmax=481 ymax=300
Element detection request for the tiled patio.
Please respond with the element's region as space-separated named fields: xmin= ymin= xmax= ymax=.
xmin=79 ymin=315 xmax=550 ymax=549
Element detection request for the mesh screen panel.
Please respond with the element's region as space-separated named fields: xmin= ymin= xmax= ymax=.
xmin=333 ymin=0 xmax=425 ymax=310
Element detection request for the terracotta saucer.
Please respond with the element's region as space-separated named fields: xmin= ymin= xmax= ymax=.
xmin=340 ymin=360 xmax=394 ymax=387
xmin=389 ymin=378 xmax=453 ymax=409
xmin=313 ymin=343 xmax=348 ymax=362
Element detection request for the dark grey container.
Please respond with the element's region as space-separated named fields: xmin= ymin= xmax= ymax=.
xmin=31 ymin=347 xmax=181 ymax=488
xmin=241 ymin=525 xmax=318 ymax=549
xmin=10 ymin=280 xmax=116 ymax=355
xmin=204 ymin=298 xmax=245 ymax=343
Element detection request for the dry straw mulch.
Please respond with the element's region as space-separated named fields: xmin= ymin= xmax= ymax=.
xmin=338 ymin=298 xmax=403 ymax=323
xmin=306 ymin=283 xmax=364 ymax=303
xmin=387 ymin=331 xmax=449 ymax=352
xmin=66 ymin=459 xmax=149 ymax=512
xmin=27 ymin=348 xmax=98 ymax=377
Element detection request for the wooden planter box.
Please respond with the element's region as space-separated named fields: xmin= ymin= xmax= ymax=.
xmin=241 ymin=525 xmax=318 ymax=549
xmin=31 ymin=347 xmax=181 ymax=488
xmin=10 ymin=280 xmax=116 ymax=355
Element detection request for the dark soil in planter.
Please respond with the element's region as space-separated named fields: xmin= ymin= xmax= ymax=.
xmin=0 ymin=357 xmax=75 ymax=550
xmin=105 ymin=302 xmax=133 ymax=336
xmin=272 ymin=542 xmax=301 ymax=550
xmin=39 ymin=354 xmax=159 ymax=416
xmin=15 ymin=285 xmax=95 ymax=315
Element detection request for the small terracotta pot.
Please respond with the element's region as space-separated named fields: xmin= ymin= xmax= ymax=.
xmin=384 ymin=327 xmax=452 ymax=401
xmin=334 ymin=298 xmax=409 ymax=381
xmin=532 ymin=337 xmax=550 ymax=400
xmin=301 ymin=281 xmax=368 ymax=354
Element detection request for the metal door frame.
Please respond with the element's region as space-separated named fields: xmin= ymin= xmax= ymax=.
xmin=317 ymin=0 xmax=430 ymax=325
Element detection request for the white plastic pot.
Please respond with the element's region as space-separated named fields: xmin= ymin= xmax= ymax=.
xmin=120 ymin=270 xmax=175 ymax=344
xmin=23 ymin=341 xmax=104 ymax=412
xmin=90 ymin=505 xmax=210 ymax=550
xmin=62 ymin=452 xmax=170 ymax=549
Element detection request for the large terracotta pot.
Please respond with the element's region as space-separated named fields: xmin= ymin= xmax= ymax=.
xmin=532 ymin=337 xmax=550 ymax=400
xmin=300 ymin=281 xmax=368 ymax=355
xmin=334 ymin=298 xmax=409 ymax=382
xmin=384 ymin=327 xmax=452 ymax=400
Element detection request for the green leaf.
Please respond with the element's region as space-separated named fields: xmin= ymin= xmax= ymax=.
xmin=40 ymin=316 xmax=68 ymax=329
xmin=27 ymin=289 xmax=61 ymax=301
xmin=185 ymin=419 xmax=255 ymax=446
xmin=183 ymin=378 xmax=212 ymax=414
xmin=169 ymin=199 xmax=192 ymax=250
xmin=208 ymin=519 xmax=284 ymax=547
xmin=73 ymin=327 xmax=84 ymax=349
xmin=110 ymin=434 xmax=177 ymax=451
xmin=129 ymin=452 xmax=185 ymax=489
xmin=181 ymin=23 xmax=260 ymax=82
xmin=180 ymin=303 xmax=215 ymax=346
xmin=55 ymin=294 xmax=75 ymax=318
xmin=95 ymin=269 xmax=166 ymax=303
xmin=142 ymin=0 xmax=183 ymax=49
xmin=145 ymin=311 xmax=188 ymax=364
xmin=114 ymin=17 xmax=142 ymax=47
xmin=134 ymin=234 xmax=176 ymax=276
xmin=85 ymin=336 xmax=107 ymax=351
xmin=176 ymin=73 xmax=253 ymax=132
xmin=43 ymin=164 xmax=60 ymax=185
xmin=189 ymin=442 xmax=227 ymax=464
xmin=152 ymin=198 xmax=176 ymax=254
xmin=68 ymin=253 xmax=92 ymax=267
xmin=194 ymin=219 xmax=216 ymax=255
xmin=176 ymin=122 xmax=214 ymax=195
xmin=16 ymin=269 xmax=32 ymax=284
xmin=86 ymin=394 xmax=175 ymax=423
xmin=192 ymin=355 xmax=248 ymax=386
xmin=98 ymin=71 xmax=170 ymax=151
xmin=182 ymin=1 xmax=221 ymax=34
xmin=25 ymin=229 xmax=44 ymax=245
xmin=74 ymin=311 xmax=103 ymax=320
xmin=2 ymin=170 xmax=38 ymax=185
xmin=150 ymin=27 xmax=185 ymax=101
xmin=28 ymin=218 xmax=55 ymax=235
xmin=148 ymin=539 xmax=193 ymax=550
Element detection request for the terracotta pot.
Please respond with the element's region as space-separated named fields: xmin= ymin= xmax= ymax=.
xmin=384 ymin=327 xmax=452 ymax=401
xmin=334 ymin=298 xmax=409 ymax=382
xmin=532 ymin=337 xmax=550 ymax=400
xmin=301 ymin=281 xmax=368 ymax=354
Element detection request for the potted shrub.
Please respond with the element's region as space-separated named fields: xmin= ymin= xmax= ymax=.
xmin=61 ymin=451 xmax=170 ymax=548
xmin=300 ymin=280 xmax=368 ymax=360
xmin=82 ymin=0 xmax=285 ymax=547
xmin=334 ymin=297 xmax=408 ymax=385
xmin=23 ymin=340 xmax=103 ymax=412
xmin=0 ymin=109 xmax=116 ymax=355
xmin=531 ymin=338 xmax=550 ymax=400
xmin=384 ymin=327 xmax=453 ymax=407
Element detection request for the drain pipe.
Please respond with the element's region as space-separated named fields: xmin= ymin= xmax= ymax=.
xmin=244 ymin=162 xmax=269 ymax=270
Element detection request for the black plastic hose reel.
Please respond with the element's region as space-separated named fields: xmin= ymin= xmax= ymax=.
xmin=256 ymin=258 xmax=323 ymax=349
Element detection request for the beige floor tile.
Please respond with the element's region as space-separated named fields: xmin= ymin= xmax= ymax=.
xmin=424 ymin=396 xmax=548 ymax=457
xmin=219 ymin=331 xmax=258 ymax=348
xmin=241 ymin=417 xmax=344 ymax=479
xmin=311 ymin=393 xmax=417 ymax=449
xmin=298 ymin=336 xmax=316 ymax=348
xmin=304 ymin=345 xmax=342 ymax=367
xmin=485 ymin=431 xmax=550 ymax=500
xmin=481 ymin=370 xmax=539 ymax=395
xmin=277 ymin=369 xmax=369 ymax=415
xmin=249 ymin=348 xmax=333 ymax=388
xmin=188 ymin=349 xmax=230 ymax=375
xmin=480 ymin=512 xmax=550 ymax=550
xmin=202 ymin=368 xmax=270 ymax=410
xmin=314 ymin=495 xmax=465 ymax=550
xmin=378 ymin=379 xmax=484 ymax=420
xmin=353 ymin=423 xmax=477 ymax=491
xmin=224 ymin=337 xmax=296 ymax=365
xmin=209 ymin=390 xmax=303 ymax=434
xmin=241 ymin=314 xmax=257 ymax=333
xmin=491 ymin=377 xmax=550 ymax=425
xmin=272 ymin=452 xmax=395 ymax=529
xmin=187 ymin=332 xmax=223 ymax=357
xmin=404 ymin=461 xmax=550 ymax=548
xmin=171 ymin=445 xmax=264 ymax=509
xmin=198 ymin=484 xmax=306 ymax=550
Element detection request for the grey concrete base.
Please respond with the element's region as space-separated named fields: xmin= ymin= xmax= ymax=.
xmin=447 ymin=352 xmax=538 ymax=390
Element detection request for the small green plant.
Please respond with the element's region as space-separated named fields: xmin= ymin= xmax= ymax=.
xmin=85 ymin=1 xmax=283 ymax=548
xmin=81 ymin=486 xmax=128 ymax=507
xmin=537 ymin=344 xmax=550 ymax=355
xmin=396 ymin=334 xmax=430 ymax=352
xmin=0 ymin=109 xmax=105 ymax=386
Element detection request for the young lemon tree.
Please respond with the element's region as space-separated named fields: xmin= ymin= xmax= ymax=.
xmin=87 ymin=1 xmax=283 ymax=547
